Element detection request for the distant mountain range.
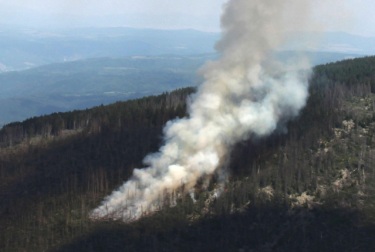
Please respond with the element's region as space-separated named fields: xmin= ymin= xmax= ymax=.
xmin=0 ymin=27 xmax=219 ymax=71
xmin=283 ymin=31 xmax=375 ymax=55
xmin=0 ymin=55 xmax=214 ymax=126
xmin=0 ymin=28 xmax=374 ymax=72
xmin=0 ymin=27 xmax=374 ymax=126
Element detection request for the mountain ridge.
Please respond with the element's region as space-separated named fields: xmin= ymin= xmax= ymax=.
xmin=2 ymin=56 xmax=375 ymax=251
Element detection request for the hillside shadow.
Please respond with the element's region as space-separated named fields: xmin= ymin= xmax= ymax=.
xmin=54 ymin=204 xmax=375 ymax=252
xmin=0 ymin=127 xmax=162 ymax=218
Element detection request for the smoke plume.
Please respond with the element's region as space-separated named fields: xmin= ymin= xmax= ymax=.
xmin=91 ymin=0 xmax=312 ymax=222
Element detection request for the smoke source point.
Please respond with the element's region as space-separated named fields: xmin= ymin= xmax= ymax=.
xmin=90 ymin=0 xmax=312 ymax=222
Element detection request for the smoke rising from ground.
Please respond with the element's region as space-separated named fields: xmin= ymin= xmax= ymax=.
xmin=91 ymin=0 xmax=312 ymax=222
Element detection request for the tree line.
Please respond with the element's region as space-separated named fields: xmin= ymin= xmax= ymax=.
xmin=2 ymin=57 xmax=375 ymax=251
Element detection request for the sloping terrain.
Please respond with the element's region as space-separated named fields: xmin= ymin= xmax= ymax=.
xmin=0 ymin=27 xmax=370 ymax=127
xmin=1 ymin=57 xmax=375 ymax=251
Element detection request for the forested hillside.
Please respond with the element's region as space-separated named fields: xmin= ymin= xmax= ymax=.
xmin=2 ymin=57 xmax=375 ymax=251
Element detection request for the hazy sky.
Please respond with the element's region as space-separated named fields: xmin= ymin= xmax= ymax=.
xmin=0 ymin=0 xmax=374 ymax=36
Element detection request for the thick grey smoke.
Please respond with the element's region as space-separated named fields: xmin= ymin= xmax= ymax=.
xmin=91 ymin=0 xmax=311 ymax=222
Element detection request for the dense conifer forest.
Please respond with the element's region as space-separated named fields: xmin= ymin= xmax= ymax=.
xmin=2 ymin=56 xmax=375 ymax=251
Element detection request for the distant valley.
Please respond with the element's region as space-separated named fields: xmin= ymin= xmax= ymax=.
xmin=0 ymin=27 xmax=219 ymax=71
xmin=0 ymin=27 xmax=374 ymax=126
xmin=0 ymin=28 xmax=374 ymax=72
xmin=0 ymin=55 xmax=214 ymax=126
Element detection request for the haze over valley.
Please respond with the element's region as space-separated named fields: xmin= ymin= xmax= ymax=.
xmin=1 ymin=27 xmax=375 ymax=126
xmin=2 ymin=1 xmax=375 ymax=251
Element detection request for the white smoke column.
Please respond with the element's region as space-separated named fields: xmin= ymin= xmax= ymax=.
xmin=91 ymin=0 xmax=311 ymax=222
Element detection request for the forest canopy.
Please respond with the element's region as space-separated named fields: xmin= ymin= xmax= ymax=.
xmin=1 ymin=56 xmax=375 ymax=251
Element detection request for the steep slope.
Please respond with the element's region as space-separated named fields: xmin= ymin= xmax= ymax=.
xmin=1 ymin=57 xmax=375 ymax=251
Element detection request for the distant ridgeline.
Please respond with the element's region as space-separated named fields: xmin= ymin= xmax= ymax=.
xmin=0 ymin=55 xmax=212 ymax=126
xmin=1 ymin=56 xmax=375 ymax=147
xmin=1 ymin=56 xmax=375 ymax=251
